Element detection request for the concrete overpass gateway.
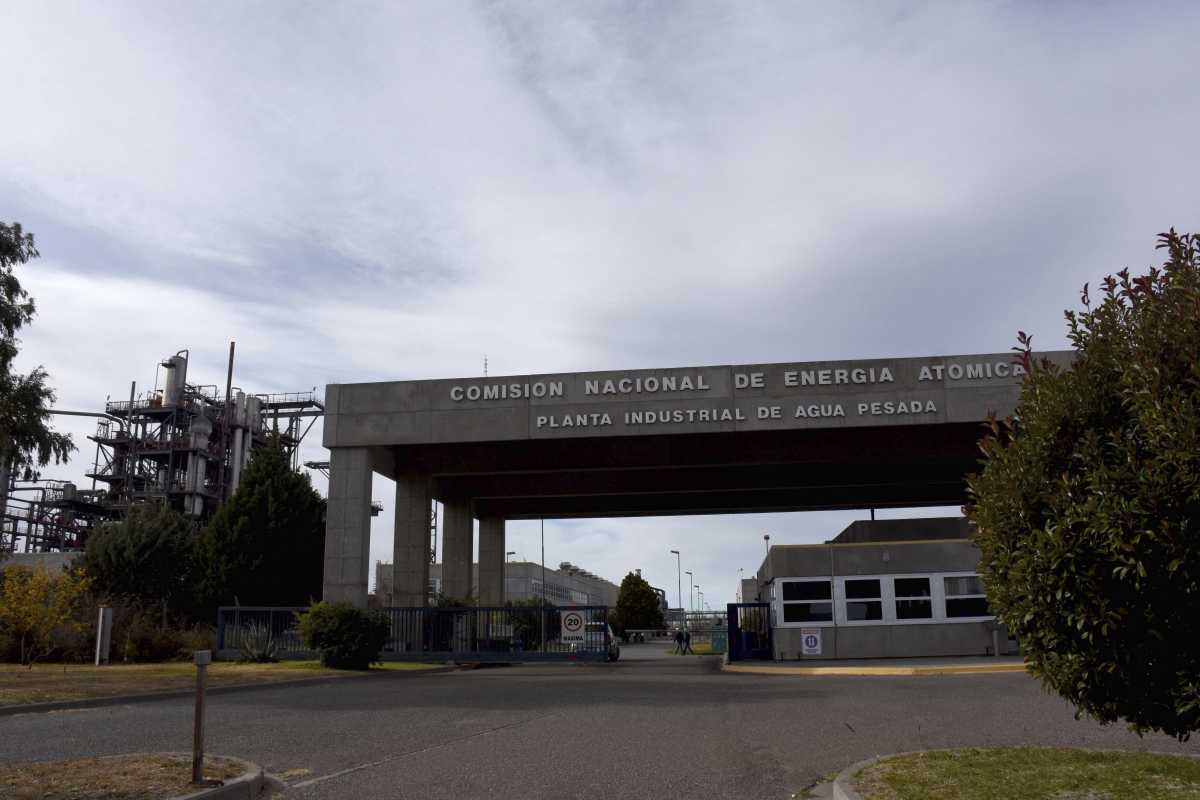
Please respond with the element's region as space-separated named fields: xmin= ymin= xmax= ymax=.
xmin=321 ymin=351 xmax=1070 ymax=607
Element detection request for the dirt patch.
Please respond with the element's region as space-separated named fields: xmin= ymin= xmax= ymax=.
xmin=0 ymin=753 xmax=244 ymax=800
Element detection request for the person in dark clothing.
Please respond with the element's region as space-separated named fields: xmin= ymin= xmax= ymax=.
xmin=683 ymin=629 xmax=695 ymax=655
xmin=673 ymin=629 xmax=685 ymax=654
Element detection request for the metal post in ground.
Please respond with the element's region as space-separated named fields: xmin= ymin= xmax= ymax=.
xmin=191 ymin=650 xmax=210 ymax=784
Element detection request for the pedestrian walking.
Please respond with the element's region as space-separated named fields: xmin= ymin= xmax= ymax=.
xmin=673 ymin=629 xmax=684 ymax=654
xmin=683 ymin=629 xmax=695 ymax=655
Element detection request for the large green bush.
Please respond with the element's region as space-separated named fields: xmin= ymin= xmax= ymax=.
xmin=193 ymin=441 xmax=326 ymax=614
xmin=967 ymin=230 xmax=1200 ymax=740
xmin=296 ymin=602 xmax=389 ymax=669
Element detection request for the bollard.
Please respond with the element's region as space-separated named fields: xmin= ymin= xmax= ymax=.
xmin=192 ymin=650 xmax=211 ymax=784
xmin=94 ymin=607 xmax=113 ymax=666
xmin=992 ymin=628 xmax=1002 ymax=658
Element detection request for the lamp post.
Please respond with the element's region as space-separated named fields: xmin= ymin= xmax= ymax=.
xmin=670 ymin=549 xmax=681 ymax=629
xmin=763 ymin=533 xmax=770 ymax=557
xmin=685 ymin=571 xmax=693 ymax=613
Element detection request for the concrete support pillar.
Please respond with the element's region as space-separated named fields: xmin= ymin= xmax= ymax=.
xmin=477 ymin=517 xmax=505 ymax=606
xmin=441 ymin=499 xmax=474 ymax=602
xmin=392 ymin=473 xmax=431 ymax=607
xmin=322 ymin=447 xmax=374 ymax=607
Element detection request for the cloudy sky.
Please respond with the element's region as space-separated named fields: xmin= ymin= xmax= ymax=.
xmin=4 ymin=2 xmax=1198 ymax=605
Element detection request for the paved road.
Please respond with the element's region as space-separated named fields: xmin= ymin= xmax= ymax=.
xmin=3 ymin=657 xmax=1198 ymax=799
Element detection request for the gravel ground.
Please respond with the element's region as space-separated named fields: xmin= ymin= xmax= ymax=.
xmin=1 ymin=655 xmax=1197 ymax=799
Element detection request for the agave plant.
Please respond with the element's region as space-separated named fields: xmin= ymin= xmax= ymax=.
xmin=237 ymin=621 xmax=279 ymax=663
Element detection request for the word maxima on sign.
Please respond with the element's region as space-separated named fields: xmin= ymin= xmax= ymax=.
xmin=448 ymin=359 xmax=1025 ymax=402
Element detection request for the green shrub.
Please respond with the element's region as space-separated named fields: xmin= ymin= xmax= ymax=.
xmin=177 ymin=624 xmax=216 ymax=654
xmin=967 ymin=230 xmax=1200 ymax=741
xmin=296 ymin=602 xmax=389 ymax=669
xmin=237 ymin=622 xmax=279 ymax=663
xmin=118 ymin=616 xmax=187 ymax=663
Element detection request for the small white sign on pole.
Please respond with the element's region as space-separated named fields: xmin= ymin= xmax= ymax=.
xmin=800 ymin=628 xmax=822 ymax=656
xmin=561 ymin=611 xmax=585 ymax=644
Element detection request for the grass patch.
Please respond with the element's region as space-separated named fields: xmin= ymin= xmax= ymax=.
xmin=0 ymin=753 xmax=243 ymax=800
xmin=853 ymin=747 xmax=1200 ymax=800
xmin=0 ymin=660 xmax=437 ymax=706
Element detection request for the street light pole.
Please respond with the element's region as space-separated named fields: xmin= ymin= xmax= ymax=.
xmin=685 ymin=571 xmax=693 ymax=613
xmin=670 ymin=549 xmax=681 ymax=629
xmin=763 ymin=533 xmax=771 ymax=557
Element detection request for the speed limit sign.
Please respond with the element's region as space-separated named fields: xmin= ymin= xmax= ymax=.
xmin=561 ymin=611 xmax=585 ymax=644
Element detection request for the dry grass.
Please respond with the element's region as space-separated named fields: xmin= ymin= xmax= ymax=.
xmin=0 ymin=660 xmax=436 ymax=706
xmin=853 ymin=747 xmax=1200 ymax=800
xmin=0 ymin=753 xmax=244 ymax=800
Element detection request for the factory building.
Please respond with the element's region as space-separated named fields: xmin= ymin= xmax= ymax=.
xmin=374 ymin=560 xmax=619 ymax=608
xmin=751 ymin=517 xmax=1017 ymax=660
xmin=0 ymin=346 xmax=323 ymax=554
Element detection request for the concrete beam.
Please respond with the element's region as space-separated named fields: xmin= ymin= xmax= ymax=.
xmin=322 ymin=447 xmax=374 ymax=607
xmin=441 ymin=499 xmax=474 ymax=602
xmin=392 ymin=472 xmax=431 ymax=607
xmin=477 ymin=517 xmax=505 ymax=606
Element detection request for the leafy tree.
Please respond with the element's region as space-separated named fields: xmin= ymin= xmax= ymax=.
xmin=611 ymin=571 xmax=664 ymax=635
xmin=967 ymin=230 xmax=1200 ymax=740
xmin=80 ymin=503 xmax=195 ymax=623
xmin=192 ymin=441 xmax=326 ymax=610
xmin=0 ymin=222 xmax=73 ymax=476
xmin=0 ymin=564 xmax=91 ymax=665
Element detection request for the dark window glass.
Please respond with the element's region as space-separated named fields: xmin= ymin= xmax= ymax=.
xmin=944 ymin=576 xmax=985 ymax=596
xmin=896 ymin=599 xmax=933 ymax=620
xmin=783 ymin=602 xmax=833 ymax=622
xmin=946 ymin=597 xmax=991 ymax=618
xmin=782 ymin=581 xmax=831 ymax=601
xmin=845 ymin=579 xmax=880 ymax=599
xmin=846 ymin=600 xmax=883 ymax=621
xmin=894 ymin=578 xmax=931 ymax=598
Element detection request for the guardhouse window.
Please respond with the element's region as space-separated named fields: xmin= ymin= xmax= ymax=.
xmin=894 ymin=577 xmax=932 ymax=620
xmin=780 ymin=579 xmax=833 ymax=623
xmin=944 ymin=575 xmax=991 ymax=618
xmin=843 ymin=578 xmax=883 ymax=621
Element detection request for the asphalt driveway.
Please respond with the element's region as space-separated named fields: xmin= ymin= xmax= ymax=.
xmin=2 ymin=656 xmax=1196 ymax=799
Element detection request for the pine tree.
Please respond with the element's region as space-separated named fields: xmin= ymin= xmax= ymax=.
xmin=81 ymin=503 xmax=195 ymax=620
xmin=193 ymin=441 xmax=326 ymax=610
xmin=612 ymin=571 xmax=664 ymax=635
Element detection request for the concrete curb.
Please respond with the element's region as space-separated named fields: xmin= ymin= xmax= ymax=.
xmin=830 ymin=748 xmax=1200 ymax=800
xmin=0 ymin=665 xmax=460 ymax=717
xmin=831 ymin=755 xmax=883 ymax=800
xmin=721 ymin=661 xmax=1028 ymax=677
xmin=169 ymin=755 xmax=264 ymax=800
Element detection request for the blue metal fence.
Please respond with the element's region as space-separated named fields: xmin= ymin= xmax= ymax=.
xmin=726 ymin=602 xmax=773 ymax=661
xmin=217 ymin=605 xmax=612 ymax=662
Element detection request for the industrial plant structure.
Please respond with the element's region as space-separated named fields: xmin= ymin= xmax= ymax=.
xmin=0 ymin=346 xmax=323 ymax=554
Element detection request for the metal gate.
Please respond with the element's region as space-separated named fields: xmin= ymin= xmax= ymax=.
xmin=726 ymin=602 xmax=773 ymax=661
xmin=217 ymin=605 xmax=612 ymax=662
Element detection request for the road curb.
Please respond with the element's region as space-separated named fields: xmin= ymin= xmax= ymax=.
xmin=831 ymin=755 xmax=882 ymax=800
xmin=169 ymin=755 xmax=264 ymax=800
xmin=0 ymin=665 xmax=460 ymax=717
xmin=721 ymin=662 xmax=1028 ymax=677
